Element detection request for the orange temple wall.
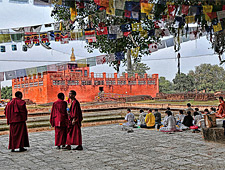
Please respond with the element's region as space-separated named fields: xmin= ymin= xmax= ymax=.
xmin=12 ymin=66 xmax=159 ymax=104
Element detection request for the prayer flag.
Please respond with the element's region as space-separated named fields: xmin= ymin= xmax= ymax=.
xmin=56 ymin=64 xmax=67 ymax=71
xmin=106 ymin=54 xmax=115 ymax=63
xmin=213 ymin=23 xmax=223 ymax=32
xmin=77 ymin=59 xmax=87 ymax=64
xmin=165 ymin=38 xmax=174 ymax=47
xmin=37 ymin=66 xmax=47 ymax=73
xmin=132 ymin=23 xmax=143 ymax=31
xmin=32 ymin=34 xmax=40 ymax=46
xmin=140 ymin=30 xmax=148 ymax=37
xmin=106 ymin=0 xmax=115 ymax=15
xmin=96 ymin=27 xmax=108 ymax=35
xmin=26 ymin=67 xmax=37 ymax=76
xmin=61 ymin=34 xmax=69 ymax=44
xmin=0 ymin=34 xmax=11 ymax=43
xmin=203 ymin=5 xmax=213 ymax=21
xmin=5 ymin=71 xmax=16 ymax=80
xmin=115 ymin=0 xmax=125 ymax=10
xmin=70 ymin=7 xmax=77 ymax=22
xmin=12 ymin=45 xmax=17 ymax=51
xmin=96 ymin=55 xmax=107 ymax=64
xmin=11 ymin=34 xmax=23 ymax=42
xmin=148 ymin=43 xmax=158 ymax=53
xmin=31 ymin=25 xmax=42 ymax=33
xmin=115 ymin=52 xmax=125 ymax=60
xmin=131 ymin=11 xmax=139 ymax=20
xmin=77 ymin=64 xmax=87 ymax=68
xmin=124 ymin=10 xmax=131 ymax=18
xmin=141 ymin=3 xmax=153 ymax=15
xmin=87 ymin=57 xmax=96 ymax=67
xmin=15 ymin=69 xmax=27 ymax=78
xmin=47 ymin=64 xmax=57 ymax=71
xmin=0 ymin=46 xmax=6 ymax=52
xmin=0 ymin=72 xmax=4 ymax=81
xmin=167 ymin=4 xmax=176 ymax=16
xmin=51 ymin=0 xmax=62 ymax=5
xmin=54 ymin=31 xmax=62 ymax=42
xmin=217 ymin=10 xmax=225 ymax=20
xmin=131 ymin=47 xmax=140 ymax=58
xmin=182 ymin=5 xmax=189 ymax=15
xmin=108 ymin=25 xmax=121 ymax=34
xmin=68 ymin=64 xmax=78 ymax=70
xmin=121 ymin=24 xmax=132 ymax=32
xmin=185 ymin=16 xmax=195 ymax=24
xmin=158 ymin=40 xmax=166 ymax=49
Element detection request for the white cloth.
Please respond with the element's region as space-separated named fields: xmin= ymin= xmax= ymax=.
xmin=125 ymin=112 xmax=135 ymax=127
xmin=139 ymin=112 xmax=147 ymax=125
xmin=194 ymin=115 xmax=202 ymax=127
xmin=160 ymin=115 xmax=177 ymax=132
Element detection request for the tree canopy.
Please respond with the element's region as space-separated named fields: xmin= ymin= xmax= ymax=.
xmin=1 ymin=86 xmax=12 ymax=100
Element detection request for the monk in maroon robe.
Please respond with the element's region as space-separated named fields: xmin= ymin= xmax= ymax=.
xmin=64 ymin=90 xmax=83 ymax=150
xmin=50 ymin=93 xmax=68 ymax=149
xmin=4 ymin=91 xmax=29 ymax=152
xmin=216 ymin=96 xmax=225 ymax=118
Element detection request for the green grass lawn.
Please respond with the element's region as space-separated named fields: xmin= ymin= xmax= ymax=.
xmin=132 ymin=100 xmax=219 ymax=106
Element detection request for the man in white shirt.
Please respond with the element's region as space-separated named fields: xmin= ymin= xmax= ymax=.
xmin=124 ymin=108 xmax=135 ymax=127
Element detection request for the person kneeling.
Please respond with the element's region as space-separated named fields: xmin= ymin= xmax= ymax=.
xmin=141 ymin=109 xmax=155 ymax=128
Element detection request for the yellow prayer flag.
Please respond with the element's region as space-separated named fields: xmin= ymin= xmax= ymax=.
xmin=132 ymin=23 xmax=143 ymax=32
xmin=51 ymin=0 xmax=62 ymax=5
xmin=185 ymin=16 xmax=195 ymax=24
xmin=131 ymin=47 xmax=140 ymax=58
xmin=203 ymin=5 xmax=213 ymax=21
xmin=213 ymin=23 xmax=222 ymax=32
xmin=106 ymin=0 xmax=115 ymax=15
xmin=70 ymin=6 xmax=77 ymax=22
xmin=0 ymin=34 xmax=11 ymax=43
xmin=148 ymin=14 xmax=154 ymax=20
xmin=141 ymin=3 xmax=153 ymax=15
xmin=140 ymin=30 xmax=148 ymax=37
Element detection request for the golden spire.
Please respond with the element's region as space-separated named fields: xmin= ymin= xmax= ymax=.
xmin=70 ymin=48 xmax=75 ymax=62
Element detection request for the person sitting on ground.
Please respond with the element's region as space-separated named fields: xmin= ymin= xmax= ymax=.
xmin=215 ymin=96 xmax=225 ymax=118
xmin=124 ymin=108 xmax=135 ymax=127
xmin=182 ymin=111 xmax=193 ymax=127
xmin=193 ymin=111 xmax=202 ymax=127
xmin=185 ymin=103 xmax=194 ymax=116
xmin=204 ymin=109 xmax=210 ymax=115
xmin=139 ymin=109 xmax=147 ymax=127
xmin=159 ymin=111 xmax=177 ymax=132
xmin=166 ymin=107 xmax=174 ymax=116
xmin=154 ymin=109 xmax=161 ymax=127
xmin=210 ymin=107 xmax=216 ymax=114
xmin=141 ymin=109 xmax=155 ymax=128
xmin=176 ymin=110 xmax=185 ymax=124
xmin=195 ymin=108 xmax=202 ymax=118
xmin=162 ymin=110 xmax=169 ymax=126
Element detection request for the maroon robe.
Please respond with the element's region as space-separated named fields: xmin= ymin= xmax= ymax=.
xmin=66 ymin=98 xmax=83 ymax=146
xmin=50 ymin=99 xmax=68 ymax=146
xmin=4 ymin=98 xmax=29 ymax=150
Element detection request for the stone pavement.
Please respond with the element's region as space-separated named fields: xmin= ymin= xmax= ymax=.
xmin=0 ymin=124 xmax=225 ymax=170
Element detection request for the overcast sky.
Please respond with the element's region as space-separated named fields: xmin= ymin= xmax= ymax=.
xmin=0 ymin=0 xmax=224 ymax=87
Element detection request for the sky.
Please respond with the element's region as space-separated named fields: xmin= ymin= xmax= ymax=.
xmin=0 ymin=0 xmax=224 ymax=87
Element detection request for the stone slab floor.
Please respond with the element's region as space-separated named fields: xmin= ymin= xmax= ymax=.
xmin=0 ymin=124 xmax=224 ymax=170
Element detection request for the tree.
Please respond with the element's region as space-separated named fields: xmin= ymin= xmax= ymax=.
xmin=123 ymin=61 xmax=150 ymax=76
xmin=173 ymin=73 xmax=194 ymax=92
xmin=1 ymin=86 xmax=12 ymax=100
xmin=188 ymin=64 xmax=225 ymax=92
xmin=159 ymin=77 xmax=173 ymax=93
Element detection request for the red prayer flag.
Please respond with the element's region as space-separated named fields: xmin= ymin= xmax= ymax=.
xmin=124 ymin=10 xmax=131 ymax=18
xmin=168 ymin=5 xmax=176 ymax=16
xmin=96 ymin=27 xmax=108 ymax=35
xmin=182 ymin=5 xmax=189 ymax=15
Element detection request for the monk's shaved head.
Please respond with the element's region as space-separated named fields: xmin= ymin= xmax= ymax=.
xmin=69 ymin=90 xmax=76 ymax=100
xmin=57 ymin=93 xmax=65 ymax=100
xmin=15 ymin=91 xmax=22 ymax=99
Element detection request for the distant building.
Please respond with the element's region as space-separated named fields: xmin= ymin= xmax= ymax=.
xmin=12 ymin=64 xmax=159 ymax=104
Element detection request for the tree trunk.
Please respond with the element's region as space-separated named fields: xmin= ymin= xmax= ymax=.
xmin=127 ymin=49 xmax=132 ymax=74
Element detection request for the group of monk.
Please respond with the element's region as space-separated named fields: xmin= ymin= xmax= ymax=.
xmin=4 ymin=90 xmax=83 ymax=152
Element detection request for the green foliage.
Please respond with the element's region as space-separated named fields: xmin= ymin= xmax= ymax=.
xmin=159 ymin=77 xmax=173 ymax=93
xmin=1 ymin=86 xmax=12 ymax=100
xmin=123 ymin=61 xmax=150 ymax=76
xmin=173 ymin=73 xmax=195 ymax=92
xmin=188 ymin=64 xmax=225 ymax=92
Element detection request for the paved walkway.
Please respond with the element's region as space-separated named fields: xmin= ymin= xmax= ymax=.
xmin=0 ymin=124 xmax=225 ymax=170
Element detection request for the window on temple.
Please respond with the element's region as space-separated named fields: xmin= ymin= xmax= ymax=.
xmin=34 ymin=82 xmax=38 ymax=87
xmin=148 ymin=80 xmax=155 ymax=85
xmin=94 ymin=81 xmax=104 ymax=85
xmin=128 ymin=81 xmax=136 ymax=85
xmin=118 ymin=81 xmax=126 ymax=85
xmin=39 ymin=81 xmax=43 ymax=86
xmin=29 ymin=82 xmax=33 ymax=87
xmin=138 ymin=81 xmax=146 ymax=85
xmin=106 ymin=81 xmax=116 ymax=85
